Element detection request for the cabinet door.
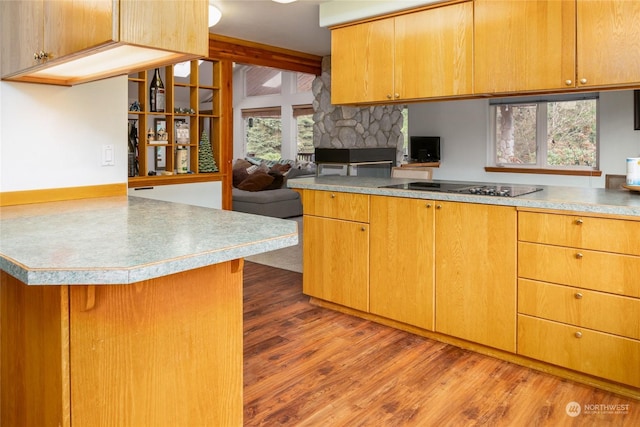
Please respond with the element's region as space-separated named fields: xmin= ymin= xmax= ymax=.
xmin=395 ymin=1 xmax=473 ymax=99
xmin=474 ymin=0 xmax=576 ymax=94
xmin=370 ymin=196 xmax=434 ymax=330
xmin=435 ymin=202 xmax=517 ymax=352
xmin=45 ymin=0 xmax=115 ymax=60
xmin=331 ymin=18 xmax=394 ymax=104
xmin=303 ymin=216 xmax=369 ymax=312
xmin=1 ymin=0 xmax=44 ymax=76
xmin=576 ymin=0 xmax=640 ymax=88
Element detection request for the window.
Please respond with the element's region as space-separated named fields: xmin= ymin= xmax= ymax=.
xmin=489 ymin=95 xmax=599 ymax=172
xmin=293 ymin=104 xmax=314 ymax=161
xmin=242 ymin=107 xmax=282 ymax=160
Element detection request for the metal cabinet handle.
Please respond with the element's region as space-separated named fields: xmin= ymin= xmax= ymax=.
xmin=330 ymin=193 xmax=335 ymax=198
xmin=436 ymin=204 xmax=442 ymax=209
xmin=575 ymin=253 xmax=583 ymax=259
xmin=565 ymin=79 xmax=573 ymax=86
xmin=387 ymin=94 xmax=392 ymax=99
xmin=394 ymin=93 xmax=400 ymax=99
xmin=575 ymin=292 xmax=583 ymax=299
xmin=575 ymin=218 xmax=583 ymax=225
xmin=575 ymin=331 xmax=583 ymax=338
xmin=579 ymin=78 xmax=587 ymax=85
xmin=426 ymin=203 xmax=432 ymax=208
xmin=361 ymin=226 xmax=366 ymax=231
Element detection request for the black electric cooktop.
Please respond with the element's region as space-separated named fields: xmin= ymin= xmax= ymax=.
xmin=380 ymin=182 xmax=543 ymax=198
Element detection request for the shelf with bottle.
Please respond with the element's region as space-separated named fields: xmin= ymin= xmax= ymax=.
xmin=127 ymin=59 xmax=223 ymax=185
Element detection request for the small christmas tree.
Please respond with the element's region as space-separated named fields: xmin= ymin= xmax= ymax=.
xmin=198 ymin=130 xmax=218 ymax=173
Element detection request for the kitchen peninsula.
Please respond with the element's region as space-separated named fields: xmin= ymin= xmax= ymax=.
xmin=289 ymin=175 xmax=640 ymax=399
xmin=0 ymin=196 xmax=298 ymax=426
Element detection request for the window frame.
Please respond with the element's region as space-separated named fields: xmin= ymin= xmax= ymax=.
xmin=487 ymin=94 xmax=601 ymax=176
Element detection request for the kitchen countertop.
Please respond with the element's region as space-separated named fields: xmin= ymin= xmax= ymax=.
xmin=287 ymin=175 xmax=640 ymax=217
xmin=0 ymin=196 xmax=298 ymax=285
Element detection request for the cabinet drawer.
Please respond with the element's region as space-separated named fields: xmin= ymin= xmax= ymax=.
xmin=519 ymin=211 xmax=640 ymax=256
xmin=518 ymin=279 xmax=640 ymax=339
xmin=304 ymin=190 xmax=369 ymax=222
xmin=518 ymin=315 xmax=640 ymax=388
xmin=518 ymin=242 xmax=640 ymax=298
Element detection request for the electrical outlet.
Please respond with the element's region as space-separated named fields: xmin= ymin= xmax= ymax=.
xmin=102 ymin=144 xmax=115 ymax=166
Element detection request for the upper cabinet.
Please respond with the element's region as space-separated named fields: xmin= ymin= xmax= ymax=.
xmin=475 ymin=0 xmax=640 ymax=94
xmin=331 ymin=18 xmax=394 ymax=104
xmin=331 ymin=1 xmax=473 ymax=104
xmin=1 ymin=0 xmax=208 ymax=86
xmin=576 ymin=0 xmax=640 ymax=89
xmin=474 ymin=0 xmax=576 ymax=94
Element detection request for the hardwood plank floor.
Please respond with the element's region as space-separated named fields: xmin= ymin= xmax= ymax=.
xmin=243 ymin=262 xmax=639 ymax=426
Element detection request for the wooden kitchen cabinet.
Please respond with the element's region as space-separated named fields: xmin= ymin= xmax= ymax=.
xmin=303 ymin=190 xmax=370 ymax=312
xmin=369 ymin=196 xmax=435 ymax=330
xmin=434 ymin=201 xmax=517 ymax=352
xmin=516 ymin=209 xmax=640 ymax=388
xmin=475 ymin=0 xmax=640 ymax=94
xmin=0 ymin=0 xmax=114 ymax=77
xmin=331 ymin=1 xmax=473 ymax=104
xmin=1 ymin=263 xmax=243 ymax=426
xmin=474 ymin=0 xmax=576 ymax=94
xmin=1 ymin=0 xmax=207 ymax=85
xmin=576 ymin=1 xmax=640 ymax=89
xmin=331 ymin=18 xmax=394 ymax=104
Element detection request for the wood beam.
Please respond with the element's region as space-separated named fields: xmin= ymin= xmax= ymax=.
xmin=208 ymin=34 xmax=323 ymax=76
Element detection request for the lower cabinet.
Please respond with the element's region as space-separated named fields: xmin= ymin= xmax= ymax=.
xmin=518 ymin=315 xmax=640 ymax=388
xmin=302 ymin=190 xmax=370 ymax=312
xmin=434 ymin=201 xmax=517 ymax=352
xmin=369 ymin=196 xmax=435 ymax=330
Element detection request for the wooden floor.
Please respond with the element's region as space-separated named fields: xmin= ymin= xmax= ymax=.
xmin=243 ymin=262 xmax=639 ymax=426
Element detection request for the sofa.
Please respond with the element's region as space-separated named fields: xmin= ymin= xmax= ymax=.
xmin=231 ymin=158 xmax=315 ymax=218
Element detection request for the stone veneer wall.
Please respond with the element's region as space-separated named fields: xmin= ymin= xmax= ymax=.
xmin=312 ymin=56 xmax=404 ymax=163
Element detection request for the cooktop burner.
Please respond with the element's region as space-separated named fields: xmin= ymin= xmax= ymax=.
xmin=452 ymin=185 xmax=543 ymax=197
xmin=380 ymin=182 xmax=543 ymax=197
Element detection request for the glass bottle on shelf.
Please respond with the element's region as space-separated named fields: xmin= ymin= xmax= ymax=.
xmin=149 ymin=68 xmax=165 ymax=112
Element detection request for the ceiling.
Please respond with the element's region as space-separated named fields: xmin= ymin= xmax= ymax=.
xmin=209 ymin=0 xmax=332 ymax=57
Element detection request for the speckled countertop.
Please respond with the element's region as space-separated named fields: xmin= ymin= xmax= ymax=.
xmin=0 ymin=196 xmax=298 ymax=285
xmin=287 ymin=176 xmax=640 ymax=217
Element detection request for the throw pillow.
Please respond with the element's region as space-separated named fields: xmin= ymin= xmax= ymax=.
xmin=233 ymin=167 xmax=249 ymax=187
xmin=264 ymin=170 xmax=284 ymax=190
xmin=237 ymin=171 xmax=275 ymax=191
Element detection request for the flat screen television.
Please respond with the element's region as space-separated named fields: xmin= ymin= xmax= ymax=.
xmin=410 ymin=136 xmax=440 ymax=162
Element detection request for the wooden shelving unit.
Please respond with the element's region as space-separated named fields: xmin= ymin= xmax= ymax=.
xmin=127 ymin=59 xmax=224 ymax=187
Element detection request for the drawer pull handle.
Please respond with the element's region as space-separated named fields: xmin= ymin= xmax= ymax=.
xmin=426 ymin=203 xmax=432 ymax=208
xmin=330 ymin=193 xmax=335 ymax=198
xmin=575 ymin=292 xmax=583 ymax=299
xmin=575 ymin=331 xmax=583 ymax=338
xmin=575 ymin=219 xmax=583 ymax=225
xmin=361 ymin=226 xmax=366 ymax=232
xmin=436 ymin=204 xmax=442 ymax=209
xmin=575 ymin=253 xmax=583 ymax=259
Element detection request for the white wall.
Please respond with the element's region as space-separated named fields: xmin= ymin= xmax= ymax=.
xmin=232 ymin=67 xmax=314 ymax=161
xmin=408 ymin=90 xmax=640 ymax=188
xmin=0 ymin=77 xmax=128 ymax=192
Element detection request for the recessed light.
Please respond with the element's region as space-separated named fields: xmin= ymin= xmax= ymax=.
xmin=272 ymin=0 xmax=297 ymax=3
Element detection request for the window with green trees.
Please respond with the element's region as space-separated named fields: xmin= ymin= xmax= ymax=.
xmin=490 ymin=95 xmax=598 ymax=170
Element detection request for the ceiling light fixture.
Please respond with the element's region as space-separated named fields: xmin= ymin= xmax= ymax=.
xmin=272 ymin=0 xmax=297 ymax=3
xmin=208 ymin=4 xmax=222 ymax=27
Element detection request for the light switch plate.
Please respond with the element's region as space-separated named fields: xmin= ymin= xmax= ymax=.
xmin=102 ymin=144 xmax=114 ymax=166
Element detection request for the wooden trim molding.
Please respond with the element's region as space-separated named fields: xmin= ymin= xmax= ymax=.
xmin=485 ymin=167 xmax=602 ymax=177
xmin=208 ymin=34 xmax=323 ymax=75
xmin=0 ymin=183 xmax=127 ymax=207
